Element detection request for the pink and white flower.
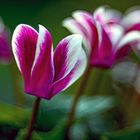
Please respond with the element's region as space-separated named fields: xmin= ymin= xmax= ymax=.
xmin=0 ymin=18 xmax=12 ymax=63
xmin=12 ymin=24 xmax=87 ymax=100
xmin=63 ymin=8 xmax=140 ymax=68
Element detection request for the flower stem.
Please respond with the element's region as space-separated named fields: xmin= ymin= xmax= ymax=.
xmin=26 ymin=97 xmax=41 ymax=140
xmin=64 ymin=65 xmax=92 ymax=140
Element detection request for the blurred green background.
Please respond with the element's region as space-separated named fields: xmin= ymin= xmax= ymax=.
xmin=1 ymin=0 xmax=140 ymax=139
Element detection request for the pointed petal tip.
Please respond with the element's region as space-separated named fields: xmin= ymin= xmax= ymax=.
xmin=14 ymin=24 xmax=34 ymax=30
xmin=38 ymin=24 xmax=44 ymax=29
xmin=72 ymin=11 xmax=82 ymax=18
xmin=38 ymin=24 xmax=45 ymax=30
xmin=11 ymin=23 xmax=38 ymax=75
xmin=12 ymin=24 xmax=37 ymax=47
xmin=72 ymin=10 xmax=86 ymax=17
xmin=37 ymin=24 xmax=52 ymax=44
xmin=62 ymin=18 xmax=72 ymax=27
xmin=12 ymin=24 xmax=24 ymax=50
xmin=72 ymin=10 xmax=91 ymax=19
xmin=12 ymin=24 xmax=37 ymax=39
xmin=38 ymin=24 xmax=50 ymax=33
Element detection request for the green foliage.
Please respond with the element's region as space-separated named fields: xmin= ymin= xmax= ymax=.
xmin=0 ymin=102 xmax=29 ymax=139
xmin=102 ymin=129 xmax=140 ymax=140
xmin=0 ymin=102 xmax=29 ymax=127
xmin=16 ymin=120 xmax=65 ymax=140
xmin=16 ymin=129 xmax=42 ymax=140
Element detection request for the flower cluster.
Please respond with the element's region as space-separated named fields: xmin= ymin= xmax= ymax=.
xmin=63 ymin=6 xmax=140 ymax=68
xmin=10 ymin=6 xmax=140 ymax=100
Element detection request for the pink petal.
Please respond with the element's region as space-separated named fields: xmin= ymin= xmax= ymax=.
xmin=115 ymin=44 xmax=130 ymax=60
xmin=73 ymin=11 xmax=99 ymax=61
xmin=25 ymin=25 xmax=54 ymax=98
xmin=53 ymin=34 xmax=83 ymax=82
xmin=115 ymin=31 xmax=140 ymax=60
xmin=12 ymin=24 xmax=38 ymax=83
xmin=50 ymin=48 xmax=87 ymax=99
xmin=122 ymin=7 xmax=140 ymax=29
xmin=89 ymin=23 xmax=114 ymax=68
xmin=73 ymin=11 xmax=98 ymax=44
xmin=127 ymin=23 xmax=140 ymax=32
xmin=63 ymin=18 xmax=89 ymax=53
xmin=117 ymin=31 xmax=140 ymax=49
xmin=105 ymin=24 xmax=124 ymax=46
xmin=73 ymin=11 xmax=113 ymax=67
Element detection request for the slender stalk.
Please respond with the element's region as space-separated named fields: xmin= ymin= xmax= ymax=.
xmin=64 ymin=65 xmax=92 ymax=140
xmin=26 ymin=97 xmax=41 ymax=140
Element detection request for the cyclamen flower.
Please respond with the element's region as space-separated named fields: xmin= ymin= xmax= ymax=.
xmin=0 ymin=18 xmax=12 ymax=63
xmin=63 ymin=9 xmax=140 ymax=68
xmin=12 ymin=24 xmax=87 ymax=100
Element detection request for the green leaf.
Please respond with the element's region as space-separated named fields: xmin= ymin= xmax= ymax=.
xmin=0 ymin=102 xmax=29 ymax=127
xmin=76 ymin=96 xmax=115 ymax=119
xmin=16 ymin=120 xmax=66 ymax=140
xmin=38 ymin=119 xmax=66 ymax=140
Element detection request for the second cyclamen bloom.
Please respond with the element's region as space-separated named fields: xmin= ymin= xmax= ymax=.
xmin=63 ymin=9 xmax=140 ymax=68
xmin=12 ymin=24 xmax=87 ymax=100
